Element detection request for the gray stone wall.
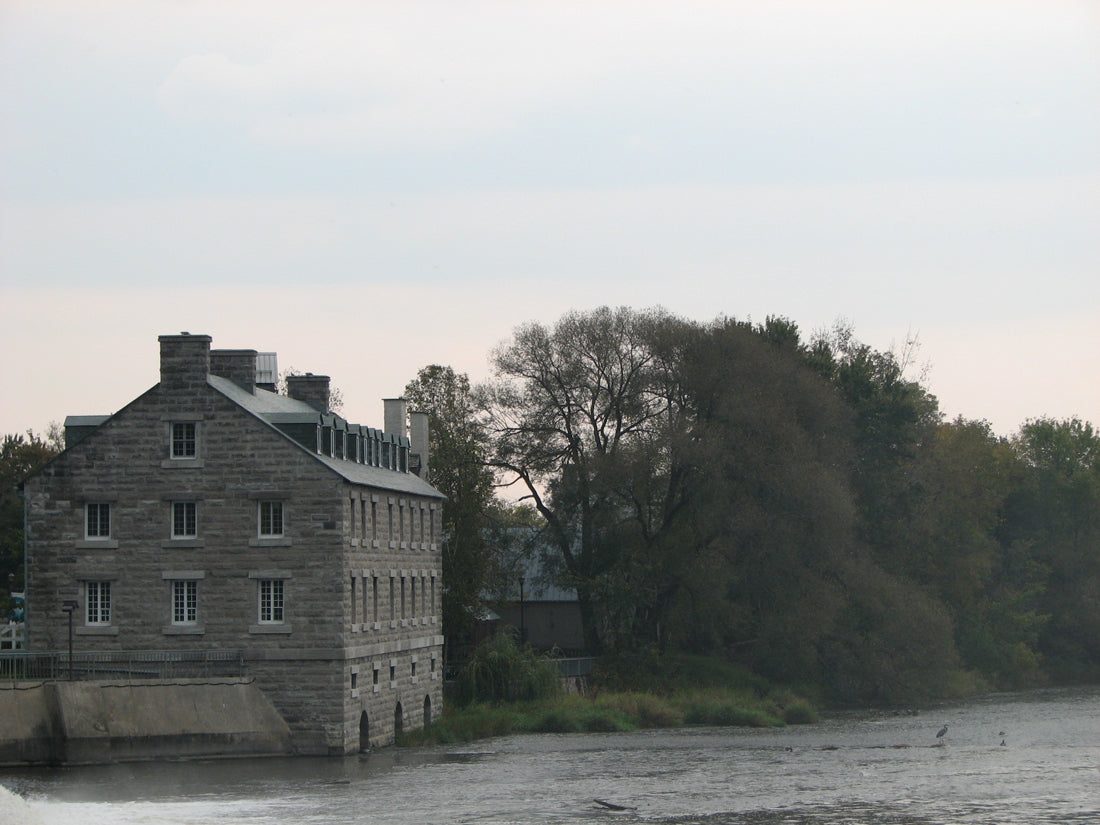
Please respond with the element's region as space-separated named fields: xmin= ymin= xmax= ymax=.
xmin=25 ymin=369 xmax=443 ymax=753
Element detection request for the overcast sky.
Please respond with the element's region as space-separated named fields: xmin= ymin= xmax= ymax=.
xmin=2 ymin=0 xmax=1097 ymax=440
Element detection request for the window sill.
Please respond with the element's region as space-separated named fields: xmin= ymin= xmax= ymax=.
xmin=250 ymin=624 xmax=293 ymax=635
xmin=76 ymin=540 xmax=119 ymax=549
xmin=162 ymin=625 xmax=205 ymax=635
xmin=249 ymin=537 xmax=291 ymax=547
xmin=160 ymin=459 xmax=205 ymax=469
xmin=76 ymin=626 xmax=119 ymax=636
xmin=162 ymin=539 xmax=203 ymax=549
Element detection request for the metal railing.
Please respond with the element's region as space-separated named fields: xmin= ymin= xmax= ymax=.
xmin=0 ymin=649 xmax=246 ymax=681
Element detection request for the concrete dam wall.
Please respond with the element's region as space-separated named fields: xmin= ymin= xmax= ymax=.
xmin=0 ymin=678 xmax=293 ymax=765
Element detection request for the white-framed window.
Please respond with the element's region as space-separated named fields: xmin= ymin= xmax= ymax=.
xmin=172 ymin=501 xmax=197 ymax=538
xmin=85 ymin=502 xmax=111 ymax=539
xmin=171 ymin=422 xmax=197 ymax=458
xmin=85 ymin=581 xmax=111 ymax=625
xmin=172 ymin=579 xmax=198 ymax=624
xmin=258 ymin=500 xmax=284 ymax=537
xmin=258 ymin=579 xmax=284 ymax=624
xmin=257 ymin=501 xmax=283 ymax=539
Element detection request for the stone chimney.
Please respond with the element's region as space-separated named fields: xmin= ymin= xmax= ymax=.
xmin=210 ymin=349 xmax=258 ymax=393
xmin=383 ymin=398 xmax=407 ymax=439
xmin=409 ymin=410 xmax=430 ymax=479
xmin=159 ymin=333 xmax=212 ymax=391
xmin=287 ymin=373 xmax=331 ymax=412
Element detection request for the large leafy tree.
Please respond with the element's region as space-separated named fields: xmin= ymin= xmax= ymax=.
xmin=480 ymin=306 xmax=689 ymax=653
xmin=1 ymin=428 xmax=62 ymax=611
xmin=404 ymin=365 xmax=497 ymax=652
xmin=809 ymin=323 xmax=942 ymax=566
xmin=1004 ymin=417 xmax=1100 ymax=679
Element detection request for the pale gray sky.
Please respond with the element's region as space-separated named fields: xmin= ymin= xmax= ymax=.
xmin=2 ymin=0 xmax=1097 ymax=438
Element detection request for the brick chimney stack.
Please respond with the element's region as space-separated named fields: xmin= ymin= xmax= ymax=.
xmin=159 ymin=333 xmax=212 ymax=391
xmin=287 ymin=374 xmax=331 ymax=412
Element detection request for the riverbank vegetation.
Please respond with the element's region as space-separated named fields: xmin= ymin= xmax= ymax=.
xmin=398 ymin=635 xmax=817 ymax=746
xmin=406 ymin=307 xmax=1100 ymax=708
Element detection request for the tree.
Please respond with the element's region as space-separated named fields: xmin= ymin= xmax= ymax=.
xmin=404 ymin=365 xmax=497 ymax=653
xmin=479 ymin=306 xmax=688 ymax=653
xmin=1 ymin=428 xmax=62 ymax=611
xmin=672 ymin=319 xmax=858 ymax=678
xmin=1003 ymin=417 xmax=1100 ymax=679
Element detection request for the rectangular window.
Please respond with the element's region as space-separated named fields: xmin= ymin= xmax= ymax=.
xmin=350 ymin=575 xmax=358 ymax=624
xmin=172 ymin=580 xmax=198 ymax=624
xmin=258 ymin=500 xmax=284 ymax=537
xmin=171 ymin=422 xmax=197 ymax=458
xmin=372 ymin=575 xmax=379 ymax=622
xmin=258 ymin=579 xmax=284 ymax=624
xmin=172 ymin=501 xmax=197 ymax=538
xmin=85 ymin=502 xmax=111 ymax=539
xmin=85 ymin=581 xmax=111 ymax=625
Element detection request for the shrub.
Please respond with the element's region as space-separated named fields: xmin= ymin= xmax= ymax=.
xmin=452 ymin=633 xmax=562 ymax=706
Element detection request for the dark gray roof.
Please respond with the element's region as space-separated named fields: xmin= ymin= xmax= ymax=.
xmin=208 ymin=374 xmax=444 ymax=499
xmin=64 ymin=415 xmax=112 ymax=427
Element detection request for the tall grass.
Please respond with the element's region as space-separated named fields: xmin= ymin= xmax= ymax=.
xmin=397 ymin=643 xmax=819 ymax=746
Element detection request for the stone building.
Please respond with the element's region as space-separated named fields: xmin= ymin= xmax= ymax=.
xmin=22 ymin=333 xmax=444 ymax=754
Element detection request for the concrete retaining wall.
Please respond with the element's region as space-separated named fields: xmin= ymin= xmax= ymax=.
xmin=0 ymin=678 xmax=293 ymax=765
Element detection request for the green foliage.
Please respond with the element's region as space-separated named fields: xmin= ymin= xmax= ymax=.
xmin=404 ymin=365 xmax=498 ymax=650
xmin=473 ymin=306 xmax=1098 ymax=703
xmin=1003 ymin=417 xmax=1100 ymax=680
xmin=1 ymin=429 xmax=61 ymax=612
xmin=677 ymin=690 xmax=781 ymax=728
xmin=451 ymin=633 xmax=562 ymax=706
xmin=593 ymin=649 xmax=770 ymax=696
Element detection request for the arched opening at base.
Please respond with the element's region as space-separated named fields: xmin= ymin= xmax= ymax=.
xmin=394 ymin=702 xmax=404 ymax=738
xmin=423 ymin=694 xmax=432 ymax=727
xmin=358 ymin=710 xmax=370 ymax=752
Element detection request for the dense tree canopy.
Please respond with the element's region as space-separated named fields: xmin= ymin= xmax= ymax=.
xmin=469 ymin=306 xmax=1099 ymax=703
xmin=404 ymin=365 xmax=498 ymax=651
xmin=0 ymin=428 xmax=62 ymax=614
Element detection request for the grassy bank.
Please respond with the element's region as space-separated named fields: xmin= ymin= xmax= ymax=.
xmin=398 ymin=639 xmax=818 ymax=746
xmin=399 ymin=687 xmax=818 ymax=746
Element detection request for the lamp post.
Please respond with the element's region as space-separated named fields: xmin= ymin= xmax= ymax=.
xmin=518 ymin=576 xmax=526 ymax=644
xmin=61 ymin=599 xmax=78 ymax=680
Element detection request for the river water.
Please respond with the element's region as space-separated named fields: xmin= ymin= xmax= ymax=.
xmin=2 ymin=687 xmax=1098 ymax=825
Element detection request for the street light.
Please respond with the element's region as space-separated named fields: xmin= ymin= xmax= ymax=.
xmin=61 ymin=599 xmax=78 ymax=680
